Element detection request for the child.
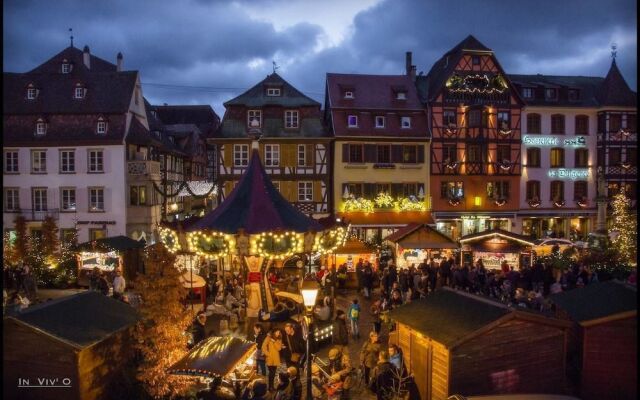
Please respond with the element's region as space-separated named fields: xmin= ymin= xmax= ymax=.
xmin=346 ymin=299 xmax=361 ymax=339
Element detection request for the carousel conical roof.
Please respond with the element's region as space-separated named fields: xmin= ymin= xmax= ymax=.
xmin=186 ymin=149 xmax=322 ymax=234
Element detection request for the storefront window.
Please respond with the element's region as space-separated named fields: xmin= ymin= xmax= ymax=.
xmin=569 ymin=218 xmax=589 ymax=241
xmin=541 ymin=218 xmax=566 ymax=238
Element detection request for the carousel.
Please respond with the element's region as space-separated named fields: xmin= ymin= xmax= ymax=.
xmin=158 ymin=147 xmax=348 ymax=324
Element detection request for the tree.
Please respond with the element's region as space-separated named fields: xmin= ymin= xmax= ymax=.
xmin=41 ymin=215 xmax=60 ymax=263
xmin=13 ymin=216 xmax=29 ymax=262
xmin=610 ymin=192 xmax=637 ymax=265
xmin=133 ymin=243 xmax=193 ymax=398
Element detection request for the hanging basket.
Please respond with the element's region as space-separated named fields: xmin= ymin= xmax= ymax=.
xmin=448 ymin=197 xmax=461 ymax=206
xmin=494 ymin=198 xmax=507 ymax=207
xmin=553 ymin=199 xmax=566 ymax=208
xmin=528 ymin=197 xmax=541 ymax=208
xmin=499 ymin=159 xmax=512 ymax=170
xmin=577 ymin=198 xmax=588 ymax=208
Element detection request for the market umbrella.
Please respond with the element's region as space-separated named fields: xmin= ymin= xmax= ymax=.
xmin=168 ymin=336 xmax=256 ymax=378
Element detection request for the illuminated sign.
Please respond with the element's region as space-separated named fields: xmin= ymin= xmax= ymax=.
xmin=523 ymin=136 xmax=586 ymax=147
xmin=548 ymin=169 xmax=590 ymax=180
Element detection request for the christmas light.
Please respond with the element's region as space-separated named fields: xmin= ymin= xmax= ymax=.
xmin=159 ymin=227 xmax=181 ymax=253
xmin=610 ymin=192 xmax=637 ymax=265
xmin=250 ymin=231 xmax=303 ymax=260
xmin=186 ymin=231 xmax=235 ymax=258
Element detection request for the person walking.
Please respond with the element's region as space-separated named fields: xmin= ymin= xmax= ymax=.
xmin=112 ymin=267 xmax=126 ymax=300
xmin=97 ymin=271 xmax=110 ymax=296
xmin=346 ymin=298 xmax=361 ymax=339
xmin=262 ymin=328 xmax=284 ymax=391
xmin=332 ymin=310 xmax=349 ymax=346
xmin=368 ymin=351 xmax=397 ymax=400
xmin=360 ymin=331 xmax=381 ymax=385
xmin=356 ymin=259 xmax=364 ymax=295
xmin=252 ymin=323 xmax=268 ymax=376
xmin=362 ymin=262 xmax=373 ymax=299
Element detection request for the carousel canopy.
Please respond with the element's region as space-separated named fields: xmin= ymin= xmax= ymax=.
xmin=75 ymin=235 xmax=146 ymax=252
xmin=187 ymin=150 xmax=322 ymax=234
xmin=168 ymin=336 xmax=256 ymax=378
xmin=385 ymin=223 xmax=458 ymax=249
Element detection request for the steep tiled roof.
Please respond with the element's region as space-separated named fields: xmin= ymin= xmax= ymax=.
xmin=13 ymin=291 xmax=139 ymax=349
xmin=597 ymin=60 xmax=637 ymax=107
xmin=224 ymin=72 xmax=319 ymax=107
xmin=326 ymin=73 xmax=427 ymax=138
xmin=150 ymin=104 xmax=220 ymax=136
xmin=508 ymin=74 xmax=605 ymax=107
xmin=27 ymin=46 xmax=118 ymax=74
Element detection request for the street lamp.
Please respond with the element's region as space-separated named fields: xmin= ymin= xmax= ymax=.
xmin=300 ymin=278 xmax=319 ymax=400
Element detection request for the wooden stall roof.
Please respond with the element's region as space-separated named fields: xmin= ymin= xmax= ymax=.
xmin=459 ymin=228 xmax=536 ymax=246
xmin=336 ymin=237 xmax=373 ymax=254
xmin=384 ymin=223 xmax=458 ymax=249
xmin=339 ymin=211 xmax=434 ymax=226
xmin=550 ymin=280 xmax=637 ymax=326
xmin=75 ymin=235 xmax=146 ymax=252
xmin=388 ymin=287 xmax=570 ymax=348
xmin=168 ymin=336 xmax=256 ymax=378
xmin=10 ymin=291 xmax=139 ymax=349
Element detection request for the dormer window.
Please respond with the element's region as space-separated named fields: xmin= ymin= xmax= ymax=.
xmin=396 ymin=91 xmax=407 ymax=100
xmin=375 ymin=116 xmax=385 ymax=128
xmin=266 ymin=88 xmax=281 ymax=96
xmin=74 ymin=84 xmax=86 ymax=99
xmin=568 ymin=89 xmax=580 ymax=101
xmin=401 ymin=116 xmax=411 ymax=129
xmin=61 ymin=62 xmax=71 ymax=74
xmin=344 ymin=91 xmax=354 ymax=99
xmin=522 ymin=88 xmax=534 ymax=99
xmin=545 ymin=88 xmax=557 ymax=100
xmin=26 ymin=85 xmax=38 ymax=100
xmin=347 ymin=115 xmax=358 ymax=128
xmin=248 ymin=110 xmax=262 ymax=128
xmin=35 ymin=119 xmax=47 ymax=136
xmin=97 ymin=119 xmax=108 ymax=135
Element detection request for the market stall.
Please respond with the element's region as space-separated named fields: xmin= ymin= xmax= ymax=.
xmin=169 ymin=336 xmax=257 ymax=398
xmin=180 ymin=271 xmax=207 ymax=308
xmin=323 ymin=237 xmax=377 ymax=289
xmin=384 ymin=223 xmax=459 ymax=269
xmin=459 ymin=228 xmax=536 ymax=270
xmin=74 ymin=235 xmax=145 ymax=286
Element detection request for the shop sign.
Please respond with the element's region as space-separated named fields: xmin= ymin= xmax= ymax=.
xmin=461 ymin=215 xmax=490 ymax=220
xmin=547 ymin=169 xmax=590 ymax=180
xmin=475 ymin=251 xmax=519 ymax=270
xmin=76 ymin=220 xmax=117 ymax=225
xmin=523 ymin=135 xmax=586 ymax=147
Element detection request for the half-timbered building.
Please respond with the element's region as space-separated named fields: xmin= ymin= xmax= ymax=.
xmin=325 ymin=70 xmax=431 ymax=242
xmin=417 ymin=35 xmax=524 ymax=240
xmin=209 ymin=73 xmax=332 ymax=218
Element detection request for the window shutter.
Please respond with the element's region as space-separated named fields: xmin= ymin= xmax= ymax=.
xmin=391 ymin=183 xmax=403 ymax=197
xmin=342 ymin=144 xmax=349 ymax=162
xmin=391 ymin=145 xmax=403 ymax=163
xmin=306 ymin=144 xmax=315 ymax=166
xmin=417 ymin=145 xmax=425 ymax=163
xmin=364 ymin=144 xmax=376 ymax=163
xmin=364 ymin=183 xmax=376 ymax=199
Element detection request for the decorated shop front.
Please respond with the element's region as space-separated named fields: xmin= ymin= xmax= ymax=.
xmin=384 ymin=223 xmax=459 ymax=269
xmin=75 ymin=235 xmax=146 ymax=286
xmin=459 ymin=228 xmax=535 ymax=270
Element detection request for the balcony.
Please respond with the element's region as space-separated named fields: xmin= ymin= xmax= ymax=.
xmin=12 ymin=208 xmax=60 ymax=221
xmin=127 ymin=160 xmax=160 ymax=177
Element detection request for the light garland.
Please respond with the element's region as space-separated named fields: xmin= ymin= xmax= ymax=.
xmin=553 ymin=200 xmax=566 ymax=208
xmin=159 ymin=227 xmax=181 ymax=253
xmin=342 ymin=197 xmax=375 ymax=213
xmin=610 ymin=192 xmax=637 ymax=265
xmin=374 ymin=192 xmax=395 ymax=208
xmin=498 ymin=129 xmax=512 ymax=136
xmin=494 ymin=198 xmax=506 ymax=207
xmin=313 ymin=226 xmax=349 ymax=255
xmin=528 ymin=197 xmax=541 ymax=208
xmin=499 ymin=160 xmax=512 ymax=170
xmin=177 ymin=181 xmax=218 ymax=197
xmin=250 ymin=231 xmax=303 ymax=260
xmin=187 ymin=231 xmax=235 ymax=258
xmin=395 ymin=197 xmax=427 ymax=212
xmin=620 ymin=161 xmax=631 ymax=170
xmin=446 ymin=73 xmax=508 ymax=95
xmin=445 ymin=161 xmax=459 ymax=170
xmin=577 ymin=199 xmax=588 ymax=208
xmin=448 ymin=197 xmax=461 ymax=206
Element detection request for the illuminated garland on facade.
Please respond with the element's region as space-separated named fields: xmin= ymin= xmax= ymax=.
xmin=374 ymin=192 xmax=395 ymax=208
xmin=342 ymin=198 xmax=375 ymax=213
xmin=446 ymin=73 xmax=508 ymax=94
xmin=342 ymin=194 xmax=427 ymax=213
xmin=250 ymin=232 xmax=304 ymax=260
xmin=159 ymin=227 xmax=181 ymax=253
xmin=186 ymin=231 xmax=235 ymax=258
xmin=312 ymin=226 xmax=349 ymax=255
xmin=395 ymin=197 xmax=428 ymax=212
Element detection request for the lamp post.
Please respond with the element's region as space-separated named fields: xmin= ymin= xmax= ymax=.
xmin=300 ymin=278 xmax=320 ymax=400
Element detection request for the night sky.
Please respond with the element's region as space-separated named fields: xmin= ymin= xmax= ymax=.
xmin=4 ymin=0 xmax=637 ymax=116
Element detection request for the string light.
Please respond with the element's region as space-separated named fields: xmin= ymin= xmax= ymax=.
xmin=313 ymin=226 xmax=349 ymax=255
xmin=187 ymin=231 xmax=235 ymax=258
xmin=374 ymin=192 xmax=394 ymax=208
xmin=342 ymin=198 xmax=375 ymax=213
xmin=159 ymin=227 xmax=181 ymax=253
xmin=250 ymin=231 xmax=303 ymax=260
xmin=610 ymin=192 xmax=637 ymax=265
xmin=342 ymin=193 xmax=427 ymax=213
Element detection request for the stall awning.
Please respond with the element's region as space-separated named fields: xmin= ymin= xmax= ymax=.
xmin=459 ymin=229 xmax=536 ymax=246
xmin=168 ymin=336 xmax=256 ymax=378
xmin=75 ymin=235 xmax=146 ymax=252
xmin=460 ymin=228 xmax=535 ymax=253
xmin=384 ymin=223 xmax=458 ymax=250
xmin=339 ymin=211 xmax=433 ymax=227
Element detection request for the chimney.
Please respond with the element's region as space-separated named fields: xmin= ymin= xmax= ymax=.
xmin=405 ymin=51 xmax=412 ymax=76
xmin=83 ymin=45 xmax=91 ymax=69
xmin=116 ymin=52 xmax=123 ymax=72
xmin=410 ymin=66 xmax=417 ymax=81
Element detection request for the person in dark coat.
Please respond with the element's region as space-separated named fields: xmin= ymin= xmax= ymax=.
xmin=355 ymin=259 xmax=364 ymax=294
xmin=288 ymin=366 xmax=302 ymax=400
xmin=190 ymin=312 xmax=207 ymax=347
xmin=252 ymin=323 xmax=268 ymax=376
xmin=282 ymin=323 xmax=306 ymax=368
xmin=362 ymin=262 xmax=374 ymax=299
xmin=368 ymin=351 xmax=397 ymax=400
xmin=97 ymin=272 xmax=110 ymax=296
xmin=440 ymin=258 xmax=451 ymax=287
xmin=332 ymin=309 xmax=349 ymax=346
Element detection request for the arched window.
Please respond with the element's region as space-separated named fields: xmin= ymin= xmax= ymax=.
xmin=551 ymin=114 xmax=565 ymax=134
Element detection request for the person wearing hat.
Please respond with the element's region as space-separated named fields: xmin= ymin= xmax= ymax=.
xmin=368 ymin=350 xmax=397 ymax=400
xmin=359 ymin=331 xmax=381 ymax=385
xmin=310 ymin=364 xmax=325 ymax=400
xmin=287 ymin=366 xmax=302 ymax=400
xmin=190 ymin=311 xmax=207 ymax=348
xmin=327 ymin=346 xmax=353 ymax=396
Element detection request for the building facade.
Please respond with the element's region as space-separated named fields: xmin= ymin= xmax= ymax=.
xmin=326 ymin=70 xmax=431 ymax=242
xmin=210 ymin=72 xmax=332 ymax=218
xmin=418 ymin=36 xmax=524 ymax=240
xmin=3 ymin=45 xmax=217 ymax=245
